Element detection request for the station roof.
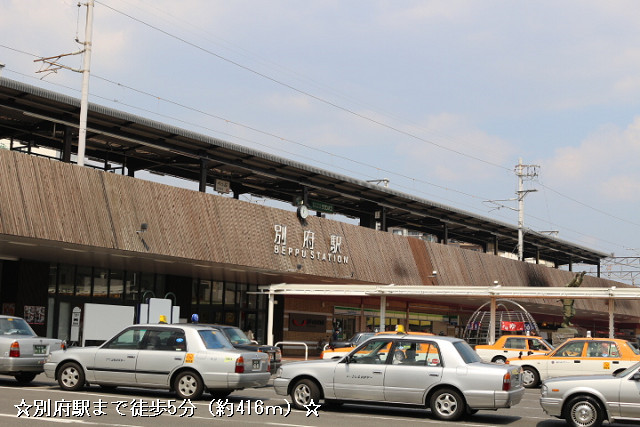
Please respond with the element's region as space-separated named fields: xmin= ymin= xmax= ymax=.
xmin=0 ymin=77 xmax=609 ymax=266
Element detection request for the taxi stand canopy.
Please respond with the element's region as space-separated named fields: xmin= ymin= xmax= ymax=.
xmin=258 ymin=283 xmax=640 ymax=346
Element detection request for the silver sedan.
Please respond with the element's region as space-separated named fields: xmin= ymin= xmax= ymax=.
xmin=0 ymin=315 xmax=62 ymax=384
xmin=44 ymin=323 xmax=270 ymax=400
xmin=540 ymin=361 xmax=640 ymax=427
xmin=274 ymin=334 xmax=525 ymax=421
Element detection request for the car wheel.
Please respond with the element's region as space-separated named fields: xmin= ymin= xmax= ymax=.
xmin=209 ymin=389 xmax=233 ymax=399
xmin=521 ymin=366 xmax=540 ymax=388
xmin=491 ymin=356 xmax=507 ymax=364
xmin=430 ymin=388 xmax=465 ymax=421
xmin=14 ymin=373 xmax=37 ymax=384
xmin=290 ymin=378 xmax=320 ymax=411
xmin=565 ymin=395 xmax=605 ymax=427
xmin=174 ymin=371 xmax=204 ymax=400
xmin=58 ymin=362 xmax=85 ymax=391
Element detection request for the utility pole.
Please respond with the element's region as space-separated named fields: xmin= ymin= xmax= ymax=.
xmin=515 ymin=158 xmax=539 ymax=261
xmin=34 ymin=0 xmax=94 ymax=167
xmin=77 ymin=0 xmax=95 ymax=167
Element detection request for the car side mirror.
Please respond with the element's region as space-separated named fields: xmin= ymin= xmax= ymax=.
xmin=518 ymin=351 xmax=523 ymax=358
xmin=528 ymin=350 xmax=533 ymax=355
xmin=632 ymin=372 xmax=640 ymax=381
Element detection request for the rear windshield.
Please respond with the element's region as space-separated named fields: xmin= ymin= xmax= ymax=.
xmin=454 ymin=340 xmax=482 ymax=363
xmin=222 ymin=327 xmax=252 ymax=345
xmin=198 ymin=329 xmax=234 ymax=349
xmin=0 ymin=317 xmax=36 ymax=336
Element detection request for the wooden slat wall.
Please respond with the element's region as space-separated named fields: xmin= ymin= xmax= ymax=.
xmin=1 ymin=149 xmax=638 ymax=317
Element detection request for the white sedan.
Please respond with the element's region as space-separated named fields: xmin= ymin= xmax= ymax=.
xmin=44 ymin=323 xmax=270 ymax=400
xmin=275 ymin=334 xmax=524 ymax=421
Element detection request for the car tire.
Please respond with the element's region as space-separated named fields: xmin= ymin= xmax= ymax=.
xmin=58 ymin=362 xmax=85 ymax=391
xmin=521 ymin=366 xmax=540 ymax=388
xmin=430 ymin=388 xmax=465 ymax=421
xmin=564 ymin=395 xmax=605 ymax=427
xmin=14 ymin=372 xmax=37 ymax=384
xmin=290 ymin=378 xmax=321 ymax=411
xmin=174 ymin=371 xmax=204 ymax=400
xmin=491 ymin=356 xmax=507 ymax=364
xmin=209 ymin=389 xmax=233 ymax=399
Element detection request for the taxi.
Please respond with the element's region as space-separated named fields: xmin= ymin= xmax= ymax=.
xmin=44 ymin=323 xmax=271 ymax=400
xmin=506 ymin=337 xmax=640 ymax=388
xmin=474 ymin=335 xmax=553 ymax=364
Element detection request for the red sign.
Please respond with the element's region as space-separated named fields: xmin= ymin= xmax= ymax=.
xmin=501 ymin=321 xmax=524 ymax=331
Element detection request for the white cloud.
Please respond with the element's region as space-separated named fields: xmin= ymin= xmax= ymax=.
xmin=544 ymin=117 xmax=640 ymax=202
xmin=394 ymin=113 xmax=515 ymax=182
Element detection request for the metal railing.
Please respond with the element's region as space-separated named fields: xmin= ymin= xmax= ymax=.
xmin=274 ymin=341 xmax=308 ymax=360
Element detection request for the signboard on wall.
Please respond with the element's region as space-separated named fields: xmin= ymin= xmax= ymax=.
xmin=288 ymin=313 xmax=326 ymax=332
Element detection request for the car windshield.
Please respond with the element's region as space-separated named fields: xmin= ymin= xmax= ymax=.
xmin=351 ymin=332 xmax=375 ymax=344
xmin=199 ymin=329 xmax=234 ymax=349
xmin=455 ymin=340 xmax=482 ymax=363
xmin=222 ymin=327 xmax=253 ymax=345
xmin=0 ymin=317 xmax=36 ymax=336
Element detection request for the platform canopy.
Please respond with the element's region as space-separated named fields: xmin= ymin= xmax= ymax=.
xmin=259 ymin=283 xmax=640 ymax=346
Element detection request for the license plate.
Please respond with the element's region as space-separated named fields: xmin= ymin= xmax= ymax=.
xmin=252 ymin=360 xmax=260 ymax=369
xmin=33 ymin=345 xmax=47 ymax=355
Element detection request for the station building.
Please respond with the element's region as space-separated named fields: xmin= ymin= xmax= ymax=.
xmin=1 ymin=77 xmax=638 ymax=348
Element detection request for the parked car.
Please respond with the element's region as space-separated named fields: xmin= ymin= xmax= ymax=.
xmin=540 ymin=361 xmax=640 ymax=427
xmin=206 ymin=324 xmax=281 ymax=371
xmin=44 ymin=323 xmax=270 ymax=399
xmin=474 ymin=335 xmax=553 ymax=363
xmin=275 ymin=333 xmax=524 ymax=421
xmin=0 ymin=315 xmax=63 ymax=384
xmin=506 ymin=337 xmax=640 ymax=388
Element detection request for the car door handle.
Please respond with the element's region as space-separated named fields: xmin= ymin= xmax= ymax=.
xmin=372 ymin=370 xmax=383 ymax=374
xmin=429 ymin=373 xmax=439 ymax=377
xmin=127 ymin=355 xmax=136 ymax=359
xmin=574 ymin=360 xmax=580 ymax=363
xmin=612 ymin=361 xmax=619 ymax=364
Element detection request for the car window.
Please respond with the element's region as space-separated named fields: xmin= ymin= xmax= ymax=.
xmin=454 ymin=340 xmax=482 ymax=363
xmin=629 ymin=342 xmax=640 ymax=355
xmin=528 ymin=338 xmax=552 ymax=351
xmin=555 ymin=341 xmax=585 ymax=357
xmin=391 ymin=340 xmax=441 ymax=367
xmin=103 ymin=328 xmax=147 ymax=350
xmin=199 ymin=329 xmax=234 ymax=349
xmin=349 ymin=339 xmax=391 ymax=364
xmin=0 ymin=317 xmax=36 ymax=336
xmin=505 ymin=338 xmax=526 ymax=349
xmin=222 ymin=327 xmax=252 ymax=345
xmin=144 ymin=329 xmax=187 ymax=351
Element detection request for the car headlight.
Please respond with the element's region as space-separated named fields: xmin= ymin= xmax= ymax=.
xmin=540 ymin=384 xmax=548 ymax=397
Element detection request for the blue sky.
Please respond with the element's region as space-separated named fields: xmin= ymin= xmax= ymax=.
xmin=2 ymin=1 xmax=640 ymax=271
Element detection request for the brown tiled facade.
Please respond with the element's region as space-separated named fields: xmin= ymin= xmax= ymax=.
xmin=0 ymin=149 xmax=638 ymax=345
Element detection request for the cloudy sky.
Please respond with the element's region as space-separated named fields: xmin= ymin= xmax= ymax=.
xmin=2 ymin=1 xmax=640 ymax=274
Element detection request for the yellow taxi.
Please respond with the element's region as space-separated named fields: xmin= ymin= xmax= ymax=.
xmin=506 ymin=337 xmax=640 ymax=388
xmin=474 ymin=335 xmax=553 ymax=363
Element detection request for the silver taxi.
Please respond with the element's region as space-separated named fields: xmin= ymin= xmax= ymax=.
xmin=44 ymin=324 xmax=270 ymax=399
xmin=274 ymin=334 xmax=524 ymax=421
xmin=540 ymin=361 xmax=640 ymax=427
xmin=0 ymin=315 xmax=63 ymax=384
